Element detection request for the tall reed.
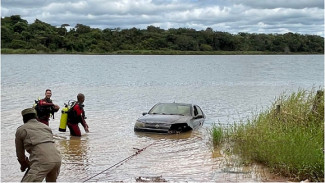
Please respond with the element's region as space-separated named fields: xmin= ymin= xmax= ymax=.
xmin=212 ymin=88 xmax=324 ymax=181
xmin=211 ymin=123 xmax=224 ymax=147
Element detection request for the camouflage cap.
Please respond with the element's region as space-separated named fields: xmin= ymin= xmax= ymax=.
xmin=21 ymin=108 xmax=36 ymax=116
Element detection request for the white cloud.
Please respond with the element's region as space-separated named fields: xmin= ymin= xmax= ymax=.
xmin=230 ymin=0 xmax=324 ymax=9
xmin=1 ymin=0 xmax=323 ymax=36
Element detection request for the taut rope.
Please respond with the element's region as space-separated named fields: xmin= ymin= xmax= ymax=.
xmin=82 ymin=142 xmax=156 ymax=182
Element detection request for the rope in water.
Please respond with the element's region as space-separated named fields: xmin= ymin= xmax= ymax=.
xmin=82 ymin=142 xmax=156 ymax=182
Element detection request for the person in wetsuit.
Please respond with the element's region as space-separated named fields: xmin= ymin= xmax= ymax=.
xmin=37 ymin=89 xmax=60 ymax=126
xmin=67 ymin=93 xmax=89 ymax=136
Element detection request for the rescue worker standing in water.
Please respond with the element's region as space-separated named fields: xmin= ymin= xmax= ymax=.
xmin=67 ymin=93 xmax=89 ymax=136
xmin=15 ymin=108 xmax=61 ymax=182
xmin=37 ymin=89 xmax=60 ymax=126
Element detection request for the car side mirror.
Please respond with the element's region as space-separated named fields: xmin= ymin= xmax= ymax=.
xmin=142 ymin=112 xmax=148 ymax=116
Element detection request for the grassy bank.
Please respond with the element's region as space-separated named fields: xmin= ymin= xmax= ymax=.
xmin=211 ymin=88 xmax=324 ymax=182
xmin=2 ymin=48 xmax=323 ymax=55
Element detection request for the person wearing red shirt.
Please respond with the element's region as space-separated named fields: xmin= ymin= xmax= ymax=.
xmin=67 ymin=93 xmax=89 ymax=136
xmin=37 ymin=89 xmax=60 ymax=126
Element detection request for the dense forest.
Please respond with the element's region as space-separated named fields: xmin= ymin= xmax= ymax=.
xmin=1 ymin=15 xmax=324 ymax=54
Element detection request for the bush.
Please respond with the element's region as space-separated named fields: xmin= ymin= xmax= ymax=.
xmin=9 ymin=39 xmax=27 ymax=49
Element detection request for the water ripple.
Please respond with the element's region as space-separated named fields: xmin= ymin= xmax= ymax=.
xmin=2 ymin=55 xmax=323 ymax=182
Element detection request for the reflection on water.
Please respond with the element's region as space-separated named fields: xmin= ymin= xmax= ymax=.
xmin=1 ymin=55 xmax=322 ymax=182
xmin=56 ymin=136 xmax=90 ymax=182
xmin=134 ymin=131 xmax=194 ymax=140
xmin=59 ymin=137 xmax=88 ymax=163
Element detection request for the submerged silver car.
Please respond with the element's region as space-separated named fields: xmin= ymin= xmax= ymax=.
xmin=134 ymin=103 xmax=205 ymax=133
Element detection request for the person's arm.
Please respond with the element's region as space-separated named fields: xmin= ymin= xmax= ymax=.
xmin=39 ymin=100 xmax=59 ymax=110
xmin=74 ymin=105 xmax=89 ymax=132
xmin=15 ymin=129 xmax=29 ymax=171
xmin=53 ymin=104 xmax=60 ymax=112
xmin=81 ymin=118 xmax=89 ymax=133
xmin=39 ymin=99 xmax=54 ymax=107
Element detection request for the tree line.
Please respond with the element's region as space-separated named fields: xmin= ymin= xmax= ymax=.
xmin=1 ymin=15 xmax=324 ymax=54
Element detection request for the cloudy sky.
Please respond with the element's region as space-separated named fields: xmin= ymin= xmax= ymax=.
xmin=1 ymin=0 xmax=324 ymax=36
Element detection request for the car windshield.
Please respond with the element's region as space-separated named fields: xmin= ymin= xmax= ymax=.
xmin=149 ymin=103 xmax=191 ymax=116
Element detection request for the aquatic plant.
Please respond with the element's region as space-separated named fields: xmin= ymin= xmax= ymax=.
xmin=210 ymin=123 xmax=224 ymax=147
xmin=212 ymin=88 xmax=324 ymax=181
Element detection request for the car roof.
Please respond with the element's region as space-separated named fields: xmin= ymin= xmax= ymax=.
xmin=156 ymin=102 xmax=194 ymax=106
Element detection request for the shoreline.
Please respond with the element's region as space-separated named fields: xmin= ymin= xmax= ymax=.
xmin=2 ymin=49 xmax=323 ymax=55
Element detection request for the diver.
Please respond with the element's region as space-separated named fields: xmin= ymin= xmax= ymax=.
xmin=67 ymin=93 xmax=89 ymax=136
xmin=35 ymin=89 xmax=60 ymax=126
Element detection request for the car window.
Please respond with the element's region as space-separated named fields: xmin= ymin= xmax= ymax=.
xmin=194 ymin=105 xmax=203 ymax=117
xmin=149 ymin=104 xmax=165 ymax=114
xmin=193 ymin=106 xmax=198 ymax=116
xmin=149 ymin=103 xmax=191 ymax=116
xmin=177 ymin=105 xmax=191 ymax=116
xmin=195 ymin=105 xmax=203 ymax=116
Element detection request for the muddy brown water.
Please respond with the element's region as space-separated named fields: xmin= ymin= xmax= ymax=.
xmin=2 ymin=54 xmax=321 ymax=182
xmin=2 ymin=111 xmax=288 ymax=182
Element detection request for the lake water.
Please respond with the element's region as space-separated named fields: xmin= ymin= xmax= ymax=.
xmin=1 ymin=54 xmax=323 ymax=182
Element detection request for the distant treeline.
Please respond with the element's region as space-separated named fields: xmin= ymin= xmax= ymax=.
xmin=1 ymin=15 xmax=324 ymax=54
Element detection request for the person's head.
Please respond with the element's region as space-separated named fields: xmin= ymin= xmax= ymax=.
xmin=21 ymin=108 xmax=37 ymax=123
xmin=45 ymin=89 xmax=52 ymax=99
xmin=77 ymin=93 xmax=85 ymax=103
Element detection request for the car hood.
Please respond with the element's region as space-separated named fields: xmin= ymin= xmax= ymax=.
xmin=137 ymin=114 xmax=191 ymax=124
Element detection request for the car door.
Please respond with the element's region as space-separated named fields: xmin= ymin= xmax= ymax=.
xmin=192 ymin=105 xmax=205 ymax=129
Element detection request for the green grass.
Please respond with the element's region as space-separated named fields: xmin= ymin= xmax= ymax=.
xmin=210 ymin=123 xmax=224 ymax=146
xmin=211 ymin=88 xmax=324 ymax=181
